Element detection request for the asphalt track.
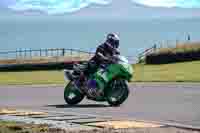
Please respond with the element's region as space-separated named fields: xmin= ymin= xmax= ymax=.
xmin=0 ymin=83 xmax=200 ymax=128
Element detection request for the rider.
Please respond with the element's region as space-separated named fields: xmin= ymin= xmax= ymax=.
xmin=66 ymin=33 xmax=120 ymax=97
xmin=91 ymin=33 xmax=120 ymax=65
xmin=85 ymin=33 xmax=120 ymax=97
xmin=82 ymin=33 xmax=120 ymax=78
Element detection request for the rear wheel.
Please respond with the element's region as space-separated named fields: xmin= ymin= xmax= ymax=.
xmin=64 ymin=81 xmax=84 ymax=105
xmin=106 ymin=79 xmax=129 ymax=107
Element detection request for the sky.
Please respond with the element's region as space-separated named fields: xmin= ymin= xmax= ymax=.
xmin=0 ymin=0 xmax=200 ymax=18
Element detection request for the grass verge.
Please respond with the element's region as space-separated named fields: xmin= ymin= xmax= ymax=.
xmin=0 ymin=60 xmax=200 ymax=85
xmin=0 ymin=70 xmax=64 ymax=85
xmin=133 ymin=61 xmax=200 ymax=82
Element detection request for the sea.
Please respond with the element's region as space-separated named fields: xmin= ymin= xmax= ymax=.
xmin=0 ymin=16 xmax=200 ymax=59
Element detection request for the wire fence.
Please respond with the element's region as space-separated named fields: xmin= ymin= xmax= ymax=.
xmin=0 ymin=48 xmax=96 ymax=65
xmin=0 ymin=48 xmax=95 ymax=59
xmin=0 ymin=48 xmax=137 ymax=64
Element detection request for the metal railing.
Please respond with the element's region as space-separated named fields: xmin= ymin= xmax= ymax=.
xmin=0 ymin=48 xmax=94 ymax=59
xmin=0 ymin=48 xmax=96 ymax=65
xmin=0 ymin=48 xmax=137 ymax=64
xmin=138 ymin=44 xmax=157 ymax=63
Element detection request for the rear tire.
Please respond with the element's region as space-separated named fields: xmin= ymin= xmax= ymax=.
xmin=106 ymin=79 xmax=129 ymax=107
xmin=64 ymin=81 xmax=84 ymax=105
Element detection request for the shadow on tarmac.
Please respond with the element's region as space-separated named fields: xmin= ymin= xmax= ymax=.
xmin=45 ymin=104 xmax=110 ymax=108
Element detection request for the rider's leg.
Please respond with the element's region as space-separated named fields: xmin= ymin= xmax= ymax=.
xmin=85 ymin=60 xmax=103 ymax=97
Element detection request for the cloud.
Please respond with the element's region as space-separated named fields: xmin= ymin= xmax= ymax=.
xmin=7 ymin=0 xmax=111 ymax=14
xmin=131 ymin=0 xmax=200 ymax=8
xmin=1 ymin=0 xmax=200 ymax=15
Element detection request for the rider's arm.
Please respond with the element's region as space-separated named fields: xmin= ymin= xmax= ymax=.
xmin=95 ymin=45 xmax=110 ymax=62
xmin=97 ymin=52 xmax=109 ymax=61
xmin=114 ymin=48 xmax=120 ymax=55
xmin=95 ymin=44 xmax=119 ymax=63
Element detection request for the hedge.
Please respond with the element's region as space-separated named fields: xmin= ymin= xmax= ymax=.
xmin=146 ymin=49 xmax=200 ymax=64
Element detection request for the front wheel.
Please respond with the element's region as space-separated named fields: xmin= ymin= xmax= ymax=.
xmin=106 ymin=79 xmax=129 ymax=107
xmin=64 ymin=81 xmax=85 ymax=105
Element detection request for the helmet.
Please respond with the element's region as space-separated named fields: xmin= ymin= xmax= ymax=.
xmin=106 ymin=33 xmax=120 ymax=49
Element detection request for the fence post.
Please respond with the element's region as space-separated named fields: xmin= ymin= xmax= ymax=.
xmin=51 ymin=49 xmax=53 ymax=56
xmin=56 ymin=48 xmax=59 ymax=56
xmin=24 ymin=49 xmax=26 ymax=58
xmin=62 ymin=48 xmax=65 ymax=56
xmin=19 ymin=48 xmax=21 ymax=58
xmin=70 ymin=49 xmax=72 ymax=56
xmin=187 ymin=34 xmax=191 ymax=42
xmin=153 ymin=44 xmax=157 ymax=52
xmin=16 ymin=49 xmax=18 ymax=59
xmin=29 ymin=48 xmax=31 ymax=58
xmin=40 ymin=49 xmax=42 ymax=57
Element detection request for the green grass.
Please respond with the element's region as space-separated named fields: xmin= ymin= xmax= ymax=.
xmin=133 ymin=61 xmax=200 ymax=82
xmin=0 ymin=70 xmax=64 ymax=85
xmin=0 ymin=121 xmax=17 ymax=125
xmin=0 ymin=60 xmax=200 ymax=85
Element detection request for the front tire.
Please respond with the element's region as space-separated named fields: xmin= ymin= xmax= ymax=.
xmin=106 ymin=79 xmax=129 ymax=107
xmin=64 ymin=81 xmax=84 ymax=105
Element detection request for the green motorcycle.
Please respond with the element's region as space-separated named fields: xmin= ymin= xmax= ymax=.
xmin=64 ymin=55 xmax=133 ymax=106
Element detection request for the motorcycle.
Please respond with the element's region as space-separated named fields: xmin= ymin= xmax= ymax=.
xmin=63 ymin=55 xmax=133 ymax=106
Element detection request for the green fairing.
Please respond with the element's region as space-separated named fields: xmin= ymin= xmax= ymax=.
xmin=64 ymin=57 xmax=133 ymax=104
xmin=94 ymin=63 xmax=133 ymax=92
